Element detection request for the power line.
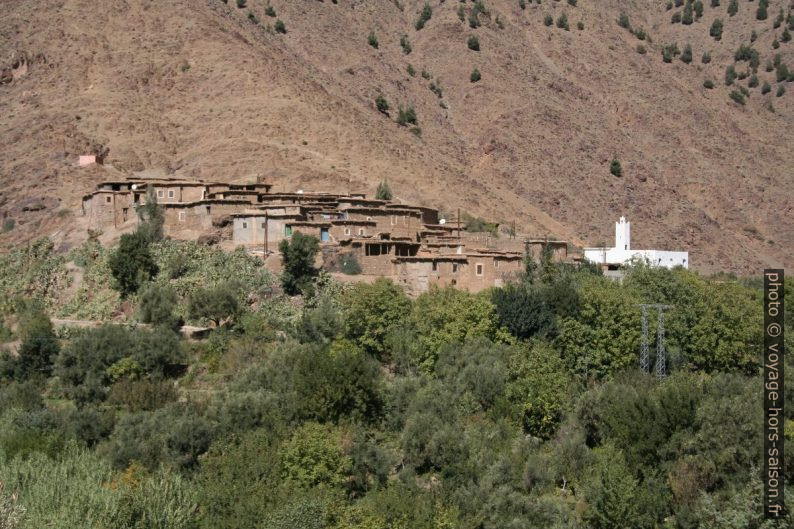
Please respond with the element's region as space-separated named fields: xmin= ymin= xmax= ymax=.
xmin=637 ymin=304 xmax=672 ymax=380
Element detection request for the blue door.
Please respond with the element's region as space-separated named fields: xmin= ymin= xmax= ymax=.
xmin=321 ymin=228 xmax=330 ymax=242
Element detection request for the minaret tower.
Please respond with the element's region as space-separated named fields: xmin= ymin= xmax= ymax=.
xmin=615 ymin=216 xmax=631 ymax=251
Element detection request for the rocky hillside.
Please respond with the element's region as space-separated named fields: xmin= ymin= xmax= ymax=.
xmin=1 ymin=0 xmax=793 ymax=273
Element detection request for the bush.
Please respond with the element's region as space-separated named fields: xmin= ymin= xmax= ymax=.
xmin=636 ymin=44 xmax=647 ymax=54
xmin=617 ymin=11 xmax=630 ymax=29
xmin=610 ymin=157 xmax=623 ymax=177
xmin=406 ymin=63 xmax=415 ymax=76
xmin=703 ymin=79 xmax=715 ymax=89
xmin=662 ymin=43 xmax=679 ymax=63
xmin=274 ymin=19 xmax=286 ymax=33
xmin=1 ymin=218 xmax=14 ymax=232
xmin=544 ymin=14 xmax=553 ymax=27
xmin=339 ymin=254 xmax=362 ymax=275
xmin=633 ymin=27 xmax=646 ymax=40
xmin=375 ymin=95 xmax=389 ymax=115
xmin=728 ymin=0 xmax=737 ymax=16
xmin=748 ymin=74 xmax=759 ymax=88
xmin=367 ymin=31 xmax=378 ymax=49
xmin=375 ymin=179 xmax=392 ymax=200
xmin=702 ymin=52 xmax=711 ymax=64
xmin=415 ymin=3 xmax=432 ymax=30
xmin=777 ymin=85 xmax=786 ymax=97
xmin=682 ymin=2 xmax=693 ymax=24
xmin=400 ymin=34 xmax=411 ymax=54
xmin=396 ymin=105 xmax=418 ymax=126
xmin=729 ymin=89 xmax=746 ymax=105
xmin=762 ymin=81 xmax=772 ymax=94
xmin=671 ymin=12 xmax=681 ymax=23
xmin=725 ymin=65 xmax=737 ymax=85
xmin=467 ymin=35 xmax=480 ymax=51
xmin=236 ymin=0 xmax=246 ymax=8
xmin=756 ymin=2 xmax=768 ymax=21
xmin=709 ymin=18 xmax=723 ymax=40
xmin=557 ymin=13 xmax=569 ymax=30
xmin=56 ymin=324 xmax=182 ymax=404
xmin=776 ymin=64 xmax=789 ymax=83
xmin=265 ymin=5 xmax=276 ymax=17
xmin=519 ymin=0 xmax=526 ymax=9
xmin=279 ymin=232 xmax=320 ymax=296
xmin=470 ymin=68 xmax=481 ymax=82
xmin=681 ymin=44 xmax=692 ymax=64
xmin=577 ymin=21 xmax=584 ymax=30
xmin=280 ymin=423 xmax=352 ymax=489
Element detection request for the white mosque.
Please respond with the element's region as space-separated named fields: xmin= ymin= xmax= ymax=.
xmin=583 ymin=217 xmax=689 ymax=269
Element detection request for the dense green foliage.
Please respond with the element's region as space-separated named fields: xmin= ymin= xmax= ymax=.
xmin=0 ymin=236 xmax=791 ymax=528
xmin=279 ymin=232 xmax=320 ymax=296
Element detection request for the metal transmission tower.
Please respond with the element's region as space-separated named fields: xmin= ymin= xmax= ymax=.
xmin=637 ymin=304 xmax=672 ymax=380
xmin=639 ymin=305 xmax=650 ymax=374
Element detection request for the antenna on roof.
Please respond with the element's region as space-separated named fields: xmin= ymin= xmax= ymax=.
xmin=439 ymin=219 xmax=446 ymax=225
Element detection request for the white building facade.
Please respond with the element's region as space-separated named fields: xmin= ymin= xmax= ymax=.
xmin=583 ymin=217 xmax=688 ymax=269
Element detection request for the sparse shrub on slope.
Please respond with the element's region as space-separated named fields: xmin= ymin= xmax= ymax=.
xmin=367 ymin=31 xmax=378 ymax=49
xmin=415 ymin=3 xmax=432 ymax=30
xmin=710 ymin=18 xmax=723 ymax=41
xmin=728 ymin=0 xmax=738 ymax=17
xmin=470 ymin=68 xmax=481 ymax=82
xmin=467 ymin=35 xmax=480 ymax=51
xmin=557 ymin=13 xmax=570 ymax=30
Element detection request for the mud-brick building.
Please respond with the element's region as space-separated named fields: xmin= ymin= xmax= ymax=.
xmin=82 ymin=175 xmax=578 ymax=295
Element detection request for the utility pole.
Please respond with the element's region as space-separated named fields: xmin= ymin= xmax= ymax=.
xmin=263 ymin=211 xmax=269 ymax=257
xmin=639 ymin=305 xmax=650 ymax=374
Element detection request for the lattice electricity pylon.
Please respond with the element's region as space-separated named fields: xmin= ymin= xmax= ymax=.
xmin=639 ymin=305 xmax=650 ymax=374
xmin=637 ymin=304 xmax=673 ymax=380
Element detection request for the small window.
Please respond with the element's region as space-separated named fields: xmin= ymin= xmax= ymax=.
xmin=476 ymin=263 xmax=484 ymax=276
xmin=285 ymin=226 xmax=293 ymax=236
xmin=391 ymin=216 xmax=396 ymax=225
xmin=452 ymin=263 xmax=458 ymax=273
xmin=432 ymin=262 xmax=438 ymax=272
xmin=494 ymin=260 xmax=499 ymax=268
xmin=403 ymin=215 xmax=407 ymax=225
xmin=359 ymin=228 xmax=365 ymax=236
xmin=261 ymin=222 xmax=266 ymax=229
xmin=157 ymin=189 xmax=164 ymax=198
xmin=344 ymin=228 xmax=351 ymax=236
xmin=206 ymin=206 xmax=211 ymax=215
xmin=105 ymin=196 xmax=112 ymax=203
xmin=168 ymin=190 xmax=175 ymax=198
xmin=366 ymin=216 xmax=372 ymax=221
xmin=242 ymin=222 xmax=248 ymax=229
xmin=178 ymin=211 xmax=186 ymax=222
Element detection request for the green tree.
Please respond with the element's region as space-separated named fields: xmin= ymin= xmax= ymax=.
xmin=727 ymin=0 xmax=737 ymax=17
xmin=756 ymin=1 xmax=768 ymax=20
xmin=375 ymin=179 xmax=392 ymax=200
xmin=108 ymin=231 xmax=158 ymax=297
xmin=557 ymin=12 xmax=570 ymax=30
xmin=492 ymin=283 xmax=556 ymax=340
xmin=375 ymin=95 xmax=389 ymax=115
xmin=506 ymin=341 xmax=570 ymax=438
xmin=682 ymin=2 xmax=693 ymax=24
xmin=470 ymin=68 xmax=481 ymax=82
xmin=14 ymin=307 xmax=59 ymax=380
xmin=280 ymin=422 xmax=352 ymax=489
xmin=138 ymin=283 xmax=181 ymax=330
xmin=367 ymin=31 xmax=378 ymax=49
xmin=410 ymin=287 xmax=511 ymax=372
xmin=583 ymin=444 xmax=653 ymax=529
xmin=274 ymin=19 xmax=286 ymax=33
xmin=341 ymin=278 xmax=411 ymax=360
xmin=294 ymin=343 xmax=382 ymax=423
xmin=279 ymin=232 xmax=320 ymax=296
xmin=467 ymin=35 xmax=480 ymax=51
xmin=187 ymin=282 xmax=241 ymax=327
xmin=136 ymin=187 xmax=165 ymax=244
xmin=556 ymin=276 xmax=640 ymax=381
xmin=396 ymin=105 xmax=417 ymax=126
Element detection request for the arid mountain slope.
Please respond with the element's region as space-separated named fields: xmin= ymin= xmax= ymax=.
xmin=1 ymin=0 xmax=792 ymax=273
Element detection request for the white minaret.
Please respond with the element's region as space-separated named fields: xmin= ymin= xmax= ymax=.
xmin=615 ymin=216 xmax=630 ymax=251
